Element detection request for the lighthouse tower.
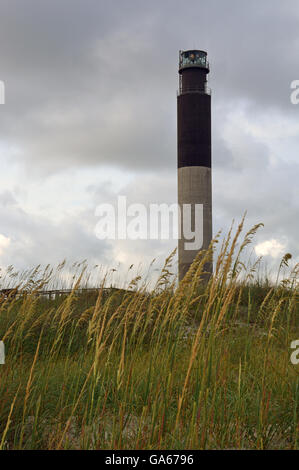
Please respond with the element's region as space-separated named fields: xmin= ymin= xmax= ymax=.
xmin=177 ymin=50 xmax=212 ymax=280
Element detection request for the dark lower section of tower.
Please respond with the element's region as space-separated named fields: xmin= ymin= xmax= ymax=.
xmin=177 ymin=50 xmax=212 ymax=281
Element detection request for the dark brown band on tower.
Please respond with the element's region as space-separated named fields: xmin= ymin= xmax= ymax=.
xmin=177 ymin=92 xmax=211 ymax=169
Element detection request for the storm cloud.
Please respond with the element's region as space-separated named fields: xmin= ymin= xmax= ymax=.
xmin=0 ymin=0 xmax=298 ymax=278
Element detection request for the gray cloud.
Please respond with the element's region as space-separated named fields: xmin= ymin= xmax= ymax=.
xmin=0 ymin=0 xmax=298 ymax=172
xmin=0 ymin=0 xmax=298 ymax=274
xmin=0 ymin=188 xmax=110 ymax=270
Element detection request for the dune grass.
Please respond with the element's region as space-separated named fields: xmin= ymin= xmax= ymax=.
xmin=0 ymin=219 xmax=298 ymax=449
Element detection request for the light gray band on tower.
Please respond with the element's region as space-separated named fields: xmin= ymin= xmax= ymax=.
xmin=178 ymin=165 xmax=212 ymax=280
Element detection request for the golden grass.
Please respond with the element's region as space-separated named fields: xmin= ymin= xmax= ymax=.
xmin=0 ymin=220 xmax=298 ymax=449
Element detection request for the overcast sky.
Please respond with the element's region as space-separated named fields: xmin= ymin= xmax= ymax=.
xmin=0 ymin=0 xmax=298 ymax=284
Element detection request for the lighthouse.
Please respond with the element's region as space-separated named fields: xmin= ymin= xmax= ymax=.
xmin=177 ymin=50 xmax=212 ymax=280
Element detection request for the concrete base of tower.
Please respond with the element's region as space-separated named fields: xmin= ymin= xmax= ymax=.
xmin=179 ymin=261 xmax=213 ymax=282
xmin=178 ymin=165 xmax=212 ymax=281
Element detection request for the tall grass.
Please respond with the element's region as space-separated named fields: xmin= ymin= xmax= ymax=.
xmin=0 ymin=219 xmax=298 ymax=449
